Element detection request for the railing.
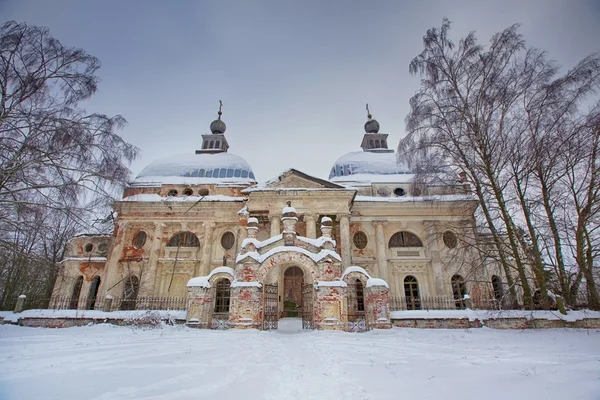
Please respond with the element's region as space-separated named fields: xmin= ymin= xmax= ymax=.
xmin=389 ymin=295 xmax=519 ymax=311
xmin=4 ymin=295 xmax=188 ymax=312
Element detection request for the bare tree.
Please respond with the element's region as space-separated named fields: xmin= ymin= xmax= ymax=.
xmin=401 ymin=18 xmax=600 ymax=309
xmin=0 ymin=21 xmax=139 ymax=306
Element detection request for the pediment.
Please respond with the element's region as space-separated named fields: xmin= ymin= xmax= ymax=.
xmin=266 ymin=169 xmax=344 ymax=189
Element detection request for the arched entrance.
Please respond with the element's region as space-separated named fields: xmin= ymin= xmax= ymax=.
xmin=283 ymin=266 xmax=304 ymax=317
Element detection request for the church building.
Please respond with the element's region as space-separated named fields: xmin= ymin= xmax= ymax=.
xmin=52 ymin=104 xmax=497 ymax=331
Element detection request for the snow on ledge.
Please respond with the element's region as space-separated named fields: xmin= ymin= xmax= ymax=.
xmin=389 ymin=309 xmax=600 ymax=322
xmin=231 ymin=280 xmax=262 ymax=288
xmin=187 ymin=266 xmax=236 ymax=288
xmin=297 ymin=236 xmax=337 ymax=248
xmin=0 ymin=309 xmax=186 ymax=323
xmin=236 ymin=246 xmax=341 ymax=264
xmin=122 ymin=194 xmax=245 ymax=203
xmin=316 ymin=281 xmax=348 ymax=288
xmin=241 ymin=234 xmax=283 ymax=249
xmin=341 ymin=266 xmax=371 ymax=279
xmin=366 ymin=278 xmax=389 ymax=288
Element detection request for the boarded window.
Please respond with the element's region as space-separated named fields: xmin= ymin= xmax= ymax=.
xmin=388 ymin=231 xmax=423 ymax=248
xmin=167 ymin=231 xmax=200 ymax=247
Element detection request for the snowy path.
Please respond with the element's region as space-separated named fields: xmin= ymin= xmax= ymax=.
xmin=0 ymin=320 xmax=598 ymax=400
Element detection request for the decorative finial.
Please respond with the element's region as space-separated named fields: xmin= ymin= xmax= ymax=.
xmin=286 ymin=200 xmax=292 ymax=207
xmin=210 ymin=100 xmax=227 ymax=134
xmin=364 ymin=103 xmax=380 ymax=133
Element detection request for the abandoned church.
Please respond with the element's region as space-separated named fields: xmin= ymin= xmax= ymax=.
xmin=51 ymin=106 xmax=507 ymax=331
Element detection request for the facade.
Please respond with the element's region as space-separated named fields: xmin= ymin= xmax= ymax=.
xmin=52 ymin=108 xmax=502 ymax=330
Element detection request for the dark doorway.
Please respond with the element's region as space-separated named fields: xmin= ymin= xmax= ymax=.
xmin=283 ymin=266 xmax=304 ymax=317
xmin=86 ymin=276 xmax=101 ymax=310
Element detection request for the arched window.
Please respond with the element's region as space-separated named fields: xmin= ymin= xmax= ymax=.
xmin=214 ymin=279 xmax=231 ymax=314
xmin=202 ymin=141 xmax=208 ymax=149
xmin=369 ymin=139 xmax=375 ymax=148
xmin=355 ymin=279 xmax=365 ymax=312
xmin=215 ymin=140 xmax=220 ymax=149
xmin=121 ymin=276 xmax=140 ymax=310
xmin=491 ymin=275 xmax=503 ymax=301
xmin=209 ymin=140 xmax=214 ymax=149
xmin=167 ymin=231 xmax=200 ymax=247
xmin=388 ymin=231 xmax=423 ymax=248
xmin=375 ymin=139 xmax=381 ymax=148
xmin=69 ymin=276 xmax=83 ymax=309
xmin=404 ymin=276 xmax=421 ymax=310
xmin=86 ymin=276 xmax=101 ymax=310
xmin=451 ymin=274 xmax=467 ymax=309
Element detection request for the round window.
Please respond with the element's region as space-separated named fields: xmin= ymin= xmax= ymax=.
xmin=443 ymin=231 xmax=458 ymax=249
xmin=98 ymin=243 xmax=108 ymax=253
xmin=167 ymin=189 xmax=178 ymax=197
xmin=182 ymin=188 xmax=193 ymax=196
xmin=133 ymin=231 xmax=147 ymax=249
xmin=353 ymin=231 xmax=368 ymax=249
xmin=84 ymin=243 xmax=93 ymax=253
xmin=377 ymin=187 xmax=391 ymax=197
xmin=394 ymin=187 xmax=406 ymax=197
xmin=221 ymin=231 xmax=235 ymax=250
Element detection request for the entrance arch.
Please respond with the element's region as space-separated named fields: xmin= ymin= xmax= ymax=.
xmin=283 ymin=266 xmax=304 ymax=317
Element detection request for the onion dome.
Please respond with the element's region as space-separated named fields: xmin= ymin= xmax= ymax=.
xmin=210 ymin=118 xmax=226 ymax=134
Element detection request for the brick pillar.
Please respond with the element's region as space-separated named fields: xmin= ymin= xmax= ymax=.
xmin=314 ymin=283 xmax=347 ymax=331
xmin=139 ymin=222 xmax=164 ymax=297
xmin=186 ymin=285 xmax=214 ymax=329
xmin=228 ymin=285 xmax=262 ymax=329
xmin=366 ymin=284 xmax=392 ymax=329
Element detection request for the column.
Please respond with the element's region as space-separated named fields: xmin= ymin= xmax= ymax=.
xmin=425 ymin=220 xmax=445 ymax=295
xmin=270 ymin=215 xmax=280 ymax=237
xmin=200 ymin=222 xmax=215 ymax=276
xmin=305 ymin=214 xmax=316 ymax=238
xmin=103 ymin=221 xmax=128 ymax=297
xmin=372 ymin=221 xmax=388 ymax=282
xmin=139 ymin=222 xmax=164 ymax=296
xmin=338 ymin=214 xmax=351 ymax=268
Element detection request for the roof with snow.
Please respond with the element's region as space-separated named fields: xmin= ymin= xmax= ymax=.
xmin=133 ymin=152 xmax=256 ymax=186
xmin=328 ymin=151 xmax=413 ymax=184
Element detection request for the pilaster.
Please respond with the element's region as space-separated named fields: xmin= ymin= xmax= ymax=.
xmin=200 ymin=222 xmax=215 ymax=276
xmin=338 ymin=213 xmax=351 ymax=268
xmin=372 ymin=221 xmax=388 ymax=282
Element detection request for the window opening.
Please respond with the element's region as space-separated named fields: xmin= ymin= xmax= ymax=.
xmin=167 ymin=231 xmax=200 ymax=247
xmin=388 ymin=231 xmax=423 ymax=247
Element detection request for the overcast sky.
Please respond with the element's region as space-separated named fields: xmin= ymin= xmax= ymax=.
xmin=2 ymin=1 xmax=599 ymax=182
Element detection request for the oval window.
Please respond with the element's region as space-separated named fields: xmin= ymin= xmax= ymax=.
xmin=443 ymin=231 xmax=458 ymax=249
xmin=221 ymin=232 xmax=235 ymax=250
xmin=353 ymin=231 xmax=368 ymax=249
xmin=167 ymin=189 xmax=178 ymax=197
xmin=84 ymin=243 xmax=93 ymax=253
xmin=98 ymin=243 xmax=108 ymax=253
xmin=183 ymin=188 xmax=193 ymax=196
xmin=133 ymin=231 xmax=147 ymax=249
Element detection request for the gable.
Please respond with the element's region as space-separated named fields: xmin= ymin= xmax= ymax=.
xmin=266 ymin=169 xmax=344 ymax=189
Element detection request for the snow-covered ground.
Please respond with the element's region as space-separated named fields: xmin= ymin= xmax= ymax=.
xmin=0 ymin=319 xmax=598 ymax=400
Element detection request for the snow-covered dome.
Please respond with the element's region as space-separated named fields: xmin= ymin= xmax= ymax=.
xmin=134 ymin=152 xmax=256 ymax=185
xmin=329 ymin=151 xmax=413 ymax=183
